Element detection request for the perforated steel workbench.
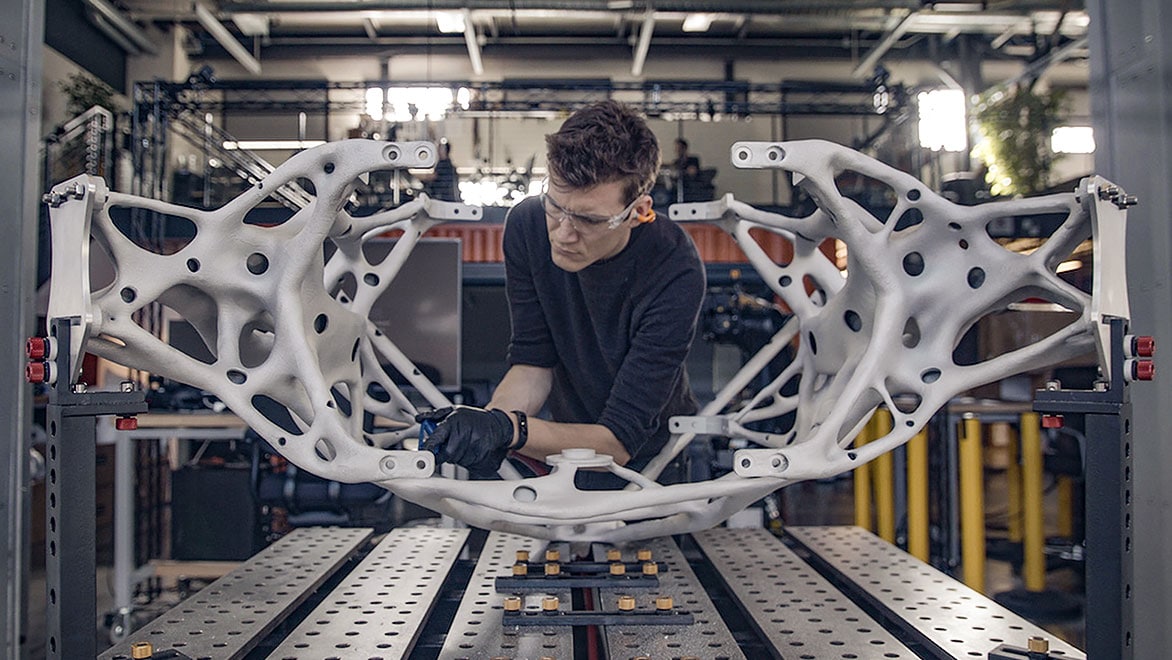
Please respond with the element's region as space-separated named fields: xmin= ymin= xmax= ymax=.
xmin=99 ymin=525 xmax=1084 ymax=659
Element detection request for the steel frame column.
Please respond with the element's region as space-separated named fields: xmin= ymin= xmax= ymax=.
xmin=1 ymin=1 xmax=45 ymax=657
xmin=1087 ymin=0 xmax=1172 ymax=656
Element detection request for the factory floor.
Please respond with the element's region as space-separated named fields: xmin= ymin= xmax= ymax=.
xmin=22 ymin=466 xmax=1085 ymax=657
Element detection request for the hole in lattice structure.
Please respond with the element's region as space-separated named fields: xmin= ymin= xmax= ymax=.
xmin=802 ymin=275 xmax=826 ymax=307
xmin=949 ymin=222 xmax=962 ymax=231
xmin=247 ymin=252 xmax=269 ymax=275
xmin=324 ymin=162 xmax=336 ymax=174
xmin=967 ymin=267 xmax=986 ymax=289
xmin=243 ymin=200 xmax=294 ymax=226
xmin=330 ymin=383 xmax=353 ymax=418
xmin=226 ymin=369 xmax=247 ymax=385
xmin=807 ymin=332 xmax=818 ymax=355
xmin=736 ymin=149 xmax=750 ymax=162
xmin=902 ymin=317 xmax=921 ymax=349
xmin=239 ymin=311 xmax=276 ymax=369
xmin=364 ymin=272 xmax=380 ymax=287
xmin=959 ymin=239 xmax=969 ymax=250
xmin=314 ymin=314 xmax=329 ymax=334
xmin=366 ymin=382 xmax=391 ymax=403
xmin=109 ymin=206 xmax=197 ymax=255
xmin=902 ymin=252 xmax=925 ymax=277
xmin=351 ymin=337 xmax=361 ymax=362
xmin=748 ymin=227 xmax=794 ymax=266
xmin=88 ymin=237 xmax=116 ymax=293
xmin=158 ymin=285 xmax=220 ymax=364
xmin=779 ymin=275 xmax=793 ymax=288
xmin=844 ymin=310 xmax=862 ymax=332
xmin=889 ymin=388 xmax=922 ymax=415
xmin=834 ymin=169 xmax=897 ymax=225
xmin=315 ymin=438 xmax=337 ymax=462
xmin=767 ymin=146 xmax=785 ymax=161
xmin=512 ymin=486 xmax=538 ymax=503
xmin=907 ymin=189 xmax=922 ymax=201
xmin=186 ymin=258 xmax=201 ymax=273
xmin=835 ymin=388 xmax=883 ymax=446
xmin=252 ymin=394 xmax=306 ymax=436
xmin=957 ymin=291 xmax=1082 ymax=366
xmin=331 ymin=272 xmax=358 ymax=302
xmin=120 ymin=287 xmax=136 ymax=303
xmin=893 ymin=208 xmax=924 ymax=232
xmin=985 ymin=210 xmax=1073 ymax=247
xmin=921 ymin=368 xmax=942 ymax=384
xmin=296 ymin=177 xmax=317 ymax=196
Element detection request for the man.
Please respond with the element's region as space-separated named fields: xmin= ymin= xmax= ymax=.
xmin=418 ymin=101 xmax=706 ymax=487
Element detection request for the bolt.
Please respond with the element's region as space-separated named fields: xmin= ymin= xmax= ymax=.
xmin=617 ymin=595 xmax=636 ymax=611
xmin=1120 ymin=194 xmax=1138 ymax=207
xmin=544 ymin=562 xmax=560 ymax=576
xmin=1044 ymin=380 xmax=1062 ymax=391
xmin=545 ymin=549 xmax=560 ymax=562
xmin=25 ymin=362 xmax=47 ymax=384
xmin=1041 ymin=415 xmax=1064 ymax=429
xmin=380 ymin=456 xmax=397 ymax=472
xmin=72 ymin=182 xmax=86 ymax=197
xmin=71 ymin=383 xmax=88 ymax=394
xmin=512 ymin=563 xmax=528 ymax=576
xmin=115 ymin=416 xmax=138 ymax=431
xmin=1027 ymin=636 xmax=1050 ymax=653
xmin=541 ymin=595 xmax=559 ymax=612
xmin=610 ymin=562 xmax=626 ymax=576
xmin=503 ymin=596 xmax=522 ymax=612
xmin=1133 ymin=360 xmax=1155 ymax=381
xmin=26 ymin=337 xmax=48 ymax=359
xmin=120 ymin=380 xmax=136 ymax=393
xmin=1093 ymin=381 xmax=1109 ymax=392
xmin=655 ymin=595 xmax=674 ymax=611
xmin=1130 ymin=335 xmax=1155 ymax=358
xmin=606 ymin=548 xmax=622 ymax=562
xmin=130 ymin=641 xmax=154 ymax=659
xmin=515 ymin=550 xmax=530 ymax=563
xmin=636 ymin=548 xmax=652 ymax=562
xmin=642 ymin=562 xmax=658 ymax=576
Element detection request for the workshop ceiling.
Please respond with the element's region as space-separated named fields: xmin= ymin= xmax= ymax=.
xmin=113 ymin=0 xmax=1089 ymax=70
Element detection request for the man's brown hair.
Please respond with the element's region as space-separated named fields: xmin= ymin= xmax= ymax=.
xmin=545 ymin=100 xmax=661 ymax=202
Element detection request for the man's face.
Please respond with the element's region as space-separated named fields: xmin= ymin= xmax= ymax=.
xmin=543 ymin=179 xmax=647 ymax=273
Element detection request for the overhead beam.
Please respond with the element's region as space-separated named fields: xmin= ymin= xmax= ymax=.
xmin=852 ymin=9 xmax=917 ymax=79
xmin=362 ymin=16 xmax=379 ymax=40
xmin=194 ymin=1 xmax=262 ymax=75
xmin=462 ymin=9 xmax=484 ymax=75
xmin=631 ymin=11 xmax=655 ymax=76
xmin=983 ymin=36 xmax=1088 ymax=95
xmin=83 ymin=0 xmax=157 ymax=54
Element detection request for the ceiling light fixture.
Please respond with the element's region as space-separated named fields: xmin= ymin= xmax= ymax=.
xmin=435 ymin=11 xmax=466 ymax=34
xmin=682 ymin=13 xmax=713 ymax=33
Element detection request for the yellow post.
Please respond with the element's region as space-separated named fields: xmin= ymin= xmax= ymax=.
xmin=959 ymin=414 xmax=986 ymax=592
xmin=1057 ymin=476 xmax=1075 ymax=539
xmin=873 ymin=410 xmax=896 ymax=543
xmin=853 ymin=417 xmax=874 ymax=531
xmin=906 ymin=428 xmax=930 ymax=561
xmin=1006 ymin=425 xmax=1023 ymax=543
xmin=1020 ymin=412 xmax=1046 ymax=592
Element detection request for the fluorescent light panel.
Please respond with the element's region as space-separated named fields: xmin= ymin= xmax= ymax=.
xmin=1051 ymin=126 xmax=1095 ymax=154
xmin=435 ymin=11 xmax=465 ymax=33
xmin=682 ymin=13 xmax=713 ymax=32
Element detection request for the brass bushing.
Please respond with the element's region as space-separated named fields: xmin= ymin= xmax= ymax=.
xmin=636 ymin=548 xmax=653 ymax=561
xmin=617 ymin=595 xmax=636 ymax=611
xmin=544 ymin=562 xmax=561 ymax=576
xmin=512 ymin=562 xmax=528 ymax=576
xmin=130 ymin=642 xmax=154 ymax=659
xmin=655 ymin=595 xmax=674 ymax=611
xmin=545 ymin=548 xmax=561 ymax=562
xmin=606 ymin=548 xmax=622 ymax=562
xmin=609 ymin=562 xmax=627 ymax=576
xmin=515 ymin=550 xmax=530 ymax=563
xmin=503 ymin=596 xmax=522 ymax=612
xmin=1028 ymin=637 xmax=1050 ymax=653
xmin=642 ymin=562 xmax=659 ymax=576
xmin=542 ymin=595 xmax=560 ymax=612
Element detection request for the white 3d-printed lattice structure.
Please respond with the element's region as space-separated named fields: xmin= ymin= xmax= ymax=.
xmin=45 ymin=139 xmax=1129 ymax=542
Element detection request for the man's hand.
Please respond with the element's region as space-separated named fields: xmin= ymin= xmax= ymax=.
xmin=415 ymin=406 xmax=515 ymax=475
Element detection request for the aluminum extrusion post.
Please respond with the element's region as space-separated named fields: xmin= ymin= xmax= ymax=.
xmin=853 ymin=421 xmax=874 ymax=530
xmin=42 ymin=320 xmax=145 ymax=660
xmin=873 ymin=409 xmax=896 ymax=543
xmin=1019 ymin=413 xmax=1046 ymax=592
xmin=959 ymin=414 xmax=986 ymax=592
xmin=906 ymin=428 xmax=930 ymax=561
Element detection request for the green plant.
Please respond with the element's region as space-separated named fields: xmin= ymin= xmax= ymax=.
xmin=58 ymin=72 xmax=117 ymax=117
xmin=972 ymin=85 xmax=1066 ymax=196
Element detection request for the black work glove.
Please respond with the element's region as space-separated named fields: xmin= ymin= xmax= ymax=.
xmin=416 ymin=406 xmax=515 ymax=476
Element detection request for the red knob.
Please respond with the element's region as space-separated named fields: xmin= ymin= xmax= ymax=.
xmin=1134 ymin=335 xmax=1155 ymax=358
xmin=1041 ymin=414 xmax=1064 ymax=429
xmin=1134 ymin=360 xmax=1155 ymax=381
xmin=115 ymin=416 xmax=138 ymax=431
xmin=25 ymin=362 xmax=46 ymax=383
xmin=26 ymin=337 xmax=48 ymax=360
